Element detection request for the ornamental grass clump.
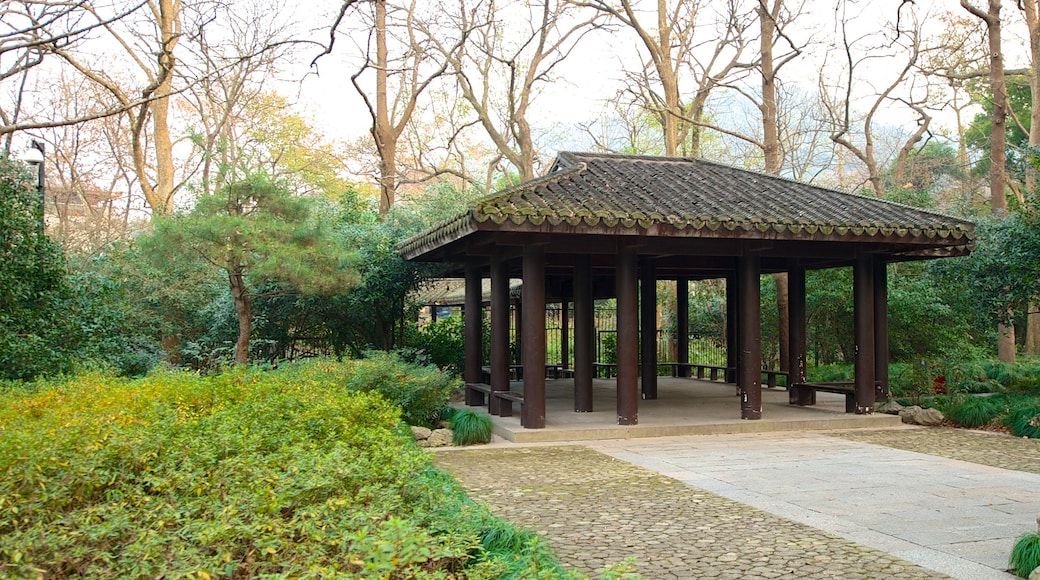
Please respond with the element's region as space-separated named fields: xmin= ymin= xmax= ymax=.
xmin=451 ymin=408 xmax=494 ymax=446
xmin=944 ymin=396 xmax=1005 ymax=428
xmin=1001 ymin=399 xmax=1040 ymax=439
xmin=1010 ymin=528 xmax=1040 ymax=577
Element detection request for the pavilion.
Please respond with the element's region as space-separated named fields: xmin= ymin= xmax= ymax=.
xmin=399 ymin=152 xmax=975 ymax=429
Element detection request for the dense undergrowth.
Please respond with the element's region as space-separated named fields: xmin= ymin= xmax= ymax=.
xmin=810 ymin=359 xmax=1040 ymax=437
xmin=0 ymin=358 xmax=581 ymax=578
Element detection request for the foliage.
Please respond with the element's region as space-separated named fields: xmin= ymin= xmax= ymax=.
xmin=142 ymin=174 xmax=359 ymax=363
xmin=406 ymin=314 xmax=467 ymax=375
xmin=0 ymin=360 xmax=572 ymax=578
xmin=943 ymin=396 xmax=1005 ymax=428
xmin=0 ymin=158 xmax=82 ymax=380
xmin=451 ymin=409 xmax=494 ymax=445
xmin=1001 ymin=399 xmax=1040 ymax=438
xmin=1010 ymin=531 xmax=1040 ymax=578
xmin=348 ymin=351 xmax=461 ymax=428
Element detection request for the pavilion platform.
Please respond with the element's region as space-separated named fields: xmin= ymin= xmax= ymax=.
xmin=465 ymin=376 xmax=902 ymax=443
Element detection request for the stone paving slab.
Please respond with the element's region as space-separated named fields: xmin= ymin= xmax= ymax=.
xmin=434 ymin=446 xmax=948 ymax=579
xmin=592 ymin=430 xmax=1031 ymax=578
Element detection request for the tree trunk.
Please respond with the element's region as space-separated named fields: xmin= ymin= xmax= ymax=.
xmin=229 ymin=267 xmax=252 ymax=364
xmin=1026 ymin=308 xmax=1040 ymax=355
xmin=759 ymin=0 xmax=790 ymax=371
xmin=374 ymin=0 xmax=395 ymax=215
xmin=998 ymin=321 xmax=1016 ymax=363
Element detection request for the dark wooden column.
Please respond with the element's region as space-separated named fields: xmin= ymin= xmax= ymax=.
xmin=640 ymin=258 xmax=658 ymax=400
xmin=464 ymin=264 xmax=484 ymax=406
xmin=574 ymin=255 xmax=594 ymax=412
xmin=561 ymin=299 xmax=570 ymax=369
xmin=617 ymin=243 xmax=639 ymax=425
xmin=726 ymin=270 xmax=739 ymax=384
xmin=739 ymin=255 xmax=762 ymax=420
xmin=788 ymin=263 xmax=813 ymax=405
xmin=490 ymin=253 xmax=510 ymax=415
xmin=676 ymin=277 xmax=689 ymax=377
xmin=513 ymin=300 xmax=522 ymax=365
xmin=522 ymin=245 xmax=547 ymax=428
xmin=854 ymin=255 xmax=877 ymax=414
xmin=874 ymin=259 xmax=890 ymax=400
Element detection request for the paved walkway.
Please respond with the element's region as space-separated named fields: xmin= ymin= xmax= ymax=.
xmin=433 ymin=427 xmax=1040 ymax=579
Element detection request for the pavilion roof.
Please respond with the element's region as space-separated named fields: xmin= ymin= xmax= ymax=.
xmin=399 ymin=152 xmax=974 ymax=263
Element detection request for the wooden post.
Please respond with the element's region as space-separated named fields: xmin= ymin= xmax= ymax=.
xmin=854 ymin=255 xmax=876 ymax=414
xmin=874 ymin=259 xmax=890 ymax=400
xmin=726 ymin=270 xmax=739 ymax=384
xmin=788 ymin=264 xmax=812 ymax=405
xmin=522 ymin=245 xmax=547 ymax=428
xmin=677 ymin=277 xmax=689 ymax=376
xmin=464 ymin=264 xmax=484 ymax=406
xmin=617 ymin=243 xmax=639 ymax=425
xmin=640 ymin=258 xmax=658 ymax=399
xmin=561 ymin=299 xmax=570 ymax=369
xmin=739 ymin=255 xmax=762 ymax=420
xmin=490 ymin=253 xmax=509 ymax=415
xmin=574 ymin=255 xmax=594 ymax=412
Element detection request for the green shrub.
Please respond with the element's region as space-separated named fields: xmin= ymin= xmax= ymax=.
xmin=290 ymin=352 xmax=460 ymax=428
xmin=0 ymin=363 xmax=570 ymax=578
xmin=1002 ymin=399 xmax=1040 ymax=438
xmin=1010 ymin=531 xmax=1040 ymax=578
xmin=452 ymin=409 xmax=494 ymax=445
xmin=943 ymin=396 xmax=1005 ymax=428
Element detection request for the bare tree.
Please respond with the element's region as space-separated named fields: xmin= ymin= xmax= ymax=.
xmin=575 ymin=0 xmax=757 ymax=157
xmin=0 ymin=0 xmax=149 ymax=149
xmin=427 ymin=0 xmax=602 ymax=183
xmin=821 ymin=1 xmax=937 ymax=197
xmin=962 ymin=0 xmax=1014 ymax=362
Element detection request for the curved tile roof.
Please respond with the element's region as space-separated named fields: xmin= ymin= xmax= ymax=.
xmin=399 ymin=152 xmax=975 ymax=261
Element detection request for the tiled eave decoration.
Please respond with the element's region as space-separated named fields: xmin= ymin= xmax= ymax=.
xmin=398 ymin=152 xmax=976 ymax=261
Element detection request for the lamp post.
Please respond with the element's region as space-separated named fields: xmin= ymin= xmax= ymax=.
xmin=21 ymin=140 xmax=45 ymax=238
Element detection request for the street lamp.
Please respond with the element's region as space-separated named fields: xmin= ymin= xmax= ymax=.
xmin=21 ymin=140 xmax=45 ymax=238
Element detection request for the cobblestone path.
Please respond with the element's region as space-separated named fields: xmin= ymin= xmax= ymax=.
xmin=434 ymin=446 xmax=948 ymax=579
xmin=827 ymin=426 xmax=1040 ymax=474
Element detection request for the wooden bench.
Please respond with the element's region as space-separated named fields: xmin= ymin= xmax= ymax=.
xmin=762 ymin=370 xmax=788 ymax=388
xmin=465 ymin=382 xmax=492 ymax=406
xmin=492 ymin=390 xmax=525 ymax=426
xmin=792 ymin=382 xmax=856 ymax=413
xmin=593 ymin=362 xmax=616 ymax=378
xmin=691 ymin=364 xmax=731 ymax=382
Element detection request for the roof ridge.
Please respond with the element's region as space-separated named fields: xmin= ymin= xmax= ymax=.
xmin=474 ymin=160 xmax=588 ymax=211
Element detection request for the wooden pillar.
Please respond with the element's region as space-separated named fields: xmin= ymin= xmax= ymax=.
xmin=726 ymin=270 xmax=739 ymax=384
xmin=788 ymin=264 xmax=813 ymax=405
xmin=874 ymin=260 xmax=890 ymax=400
xmin=739 ymin=255 xmax=762 ymax=420
xmin=561 ymin=299 xmax=570 ymax=369
xmin=854 ymin=255 xmax=876 ymax=414
xmin=676 ymin=277 xmax=689 ymax=376
xmin=464 ymin=264 xmax=484 ymax=406
xmin=574 ymin=256 xmax=594 ymax=412
xmin=513 ymin=300 xmax=522 ymax=365
xmin=616 ymin=243 xmax=639 ymax=425
xmin=490 ymin=253 xmax=510 ymax=415
xmin=522 ymin=245 xmax=547 ymax=428
xmin=640 ymin=258 xmax=658 ymax=399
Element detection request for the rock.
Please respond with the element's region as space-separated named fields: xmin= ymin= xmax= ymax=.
xmin=876 ymin=400 xmax=903 ymax=415
xmin=1029 ymin=565 xmax=1040 ymax=580
xmin=899 ymin=406 xmax=923 ymax=424
xmin=411 ymin=425 xmax=432 ymax=441
xmin=424 ymin=428 xmax=454 ymax=447
xmin=899 ymin=405 xmax=945 ymax=426
xmin=915 ymin=407 xmax=946 ymax=426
